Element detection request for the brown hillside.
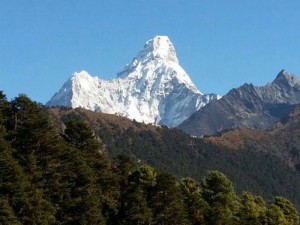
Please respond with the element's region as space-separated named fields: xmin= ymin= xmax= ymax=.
xmin=204 ymin=105 xmax=300 ymax=170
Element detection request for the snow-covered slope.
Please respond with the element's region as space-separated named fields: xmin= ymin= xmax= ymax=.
xmin=47 ymin=36 xmax=219 ymax=127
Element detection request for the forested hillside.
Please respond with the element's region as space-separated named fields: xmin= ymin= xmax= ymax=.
xmin=205 ymin=121 xmax=300 ymax=175
xmin=49 ymin=107 xmax=300 ymax=210
xmin=0 ymin=92 xmax=299 ymax=224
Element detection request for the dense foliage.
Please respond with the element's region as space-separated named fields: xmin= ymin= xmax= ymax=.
xmin=53 ymin=108 xmax=300 ymax=210
xmin=0 ymin=92 xmax=299 ymax=224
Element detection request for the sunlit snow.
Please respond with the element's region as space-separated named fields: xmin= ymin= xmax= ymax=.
xmin=47 ymin=36 xmax=219 ymax=127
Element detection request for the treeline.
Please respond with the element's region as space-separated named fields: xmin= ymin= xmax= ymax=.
xmin=0 ymin=92 xmax=299 ymax=225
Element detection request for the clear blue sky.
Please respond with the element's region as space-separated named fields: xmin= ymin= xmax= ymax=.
xmin=1 ymin=0 xmax=300 ymax=103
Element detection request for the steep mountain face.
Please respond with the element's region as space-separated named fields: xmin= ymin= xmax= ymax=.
xmin=47 ymin=36 xmax=219 ymax=127
xmin=178 ymin=70 xmax=300 ymax=136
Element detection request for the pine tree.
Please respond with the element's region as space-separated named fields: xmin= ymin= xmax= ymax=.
xmin=64 ymin=120 xmax=100 ymax=150
xmin=111 ymin=154 xmax=136 ymax=224
xmin=150 ymin=172 xmax=188 ymax=225
xmin=0 ymin=197 xmax=21 ymax=225
xmin=0 ymin=128 xmax=56 ymax=224
xmin=266 ymin=196 xmax=299 ymax=225
xmin=63 ymin=120 xmax=113 ymax=224
xmin=64 ymin=120 xmax=111 ymax=188
xmin=201 ymin=171 xmax=240 ymax=225
xmin=8 ymin=94 xmax=61 ymax=176
xmin=238 ymin=192 xmax=267 ymax=225
xmin=267 ymin=204 xmax=290 ymax=225
xmin=180 ymin=177 xmax=208 ymax=225
xmin=0 ymin=91 xmax=11 ymax=128
xmin=120 ymin=165 xmax=156 ymax=225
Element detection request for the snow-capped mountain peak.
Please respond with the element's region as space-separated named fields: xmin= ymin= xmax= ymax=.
xmin=140 ymin=35 xmax=179 ymax=63
xmin=47 ymin=36 xmax=219 ymax=127
xmin=117 ymin=36 xmax=198 ymax=93
xmin=118 ymin=36 xmax=178 ymax=78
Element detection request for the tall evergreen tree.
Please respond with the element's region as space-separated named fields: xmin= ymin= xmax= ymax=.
xmin=238 ymin=192 xmax=267 ymax=225
xmin=8 ymin=95 xmax=61 ymax=175
xmin=267 ymin=204 xmax=290 ymax=225
xmin=64 ymin=120 xmax=114 ymax=224
xmin=120 ymin=165 xmax=156 ymax=225
xmin=180 ymin=177 xmax=208 ymax=225
xmin=64 ymin=120 xmax=111 ymax=185
xmin=0 ymin=197 xmax=21 ymax=225
xmin=0 ymin=91 xmax=11 ymax=128
xmin=201 ymin=171 xmax=239 ymax=225
xmin=64 ymin=120 xmax=100 ymax=150
xmin=150 ymin=172 xmax=188 ymax=225
xmin=0 ymin=127 xmax=56 ymax=224
xmin=111 ymin=154 xmax=136 ymax=224
xmin=266 ymin=196 xmax=299 ymax=225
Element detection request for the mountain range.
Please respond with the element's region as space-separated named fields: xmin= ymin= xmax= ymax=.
xmin=4 ymin=35 xmax=300 ymax=215
xmin=47 ymin=36 xmax=219 ymax=127
xmin=178 ymin=70 xmax=300 ymax=136
xmin=47 ymin=35 xmax=300 ymax=139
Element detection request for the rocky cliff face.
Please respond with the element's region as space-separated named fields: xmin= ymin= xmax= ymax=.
xmin=47 ymin=36 xmax=219 ymax=127
xmin=178 ymin=70 xmax=300 ymax=136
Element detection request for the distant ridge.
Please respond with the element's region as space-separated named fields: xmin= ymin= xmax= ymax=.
xmin=178 ymin=70 xmax=300 ymax=136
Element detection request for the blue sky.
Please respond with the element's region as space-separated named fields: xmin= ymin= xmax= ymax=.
xmin=1 ymin=0 xmax=300 ymax=103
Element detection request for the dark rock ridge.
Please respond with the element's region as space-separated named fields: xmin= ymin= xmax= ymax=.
xmin=178 ymin=70 xmax=300 ymax=137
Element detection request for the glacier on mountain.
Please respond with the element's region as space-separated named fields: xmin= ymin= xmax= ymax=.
xmin=47 ymin=36 xmax=219 ymax=127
